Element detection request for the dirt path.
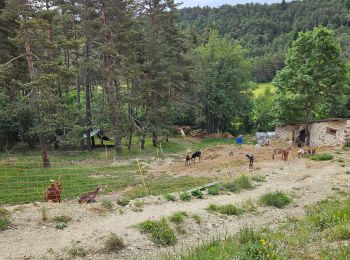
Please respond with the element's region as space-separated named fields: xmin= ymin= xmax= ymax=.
xmin=1 ymin=144 xmax=349 ymax=260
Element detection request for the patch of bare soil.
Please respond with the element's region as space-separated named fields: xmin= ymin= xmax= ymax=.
xmin=0 ymin=141 xmax=349 ymax=260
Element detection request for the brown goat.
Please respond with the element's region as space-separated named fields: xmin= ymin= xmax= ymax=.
xmin=273 ymin=147 xmax=292 ymax=161
xmin=185 ymin=153 xmax=191 ymax=166
xmin=44 ymin=179 xmax=62 ymax=203
xmin=78 ymin=186 xmax=101 ymax=203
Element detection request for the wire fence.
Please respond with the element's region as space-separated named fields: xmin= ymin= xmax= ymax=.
xmin=0 ymin=160 xmax=212 ymax=205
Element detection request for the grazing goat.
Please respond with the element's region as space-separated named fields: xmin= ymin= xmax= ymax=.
xmin=272 ymin=148 xmax=284 ymax=160
xmin=78 ymin=186 xmax=101 ymax=203
xmin=297 ymin=149 xmax=306 ymax=158
xmin=246 ymin=153 xmax=254 ymax=170
xmin=228 ymin=151 xmax=234 ymax=156
xmin=185 ymin=153 xmax=191 ymax=166
xmin=45 ymin=179 xmax=62 ymax=203
xmin=191 ymin=150 xmax=202 ymax=163
xmin=273 ymin=147 xmax=292 ymax=161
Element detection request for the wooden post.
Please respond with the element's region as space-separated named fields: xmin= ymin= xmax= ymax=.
xmin=137 ymin=161 xmax=148 ymax=196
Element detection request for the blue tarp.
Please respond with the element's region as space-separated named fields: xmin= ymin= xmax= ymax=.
xmin=235 ymin=135 xmax=243 ymax=145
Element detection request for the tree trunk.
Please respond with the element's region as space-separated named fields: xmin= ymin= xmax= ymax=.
xmin=39 ymin=134 xmax=50 ymax=168
xmin=128 ymin=128 xmax=133 ymax=150
xmin=152 ymin=132 xmax=158 ymax=147
xmin=84 ymin=42 xmax=92 ymax=151
xmin=24 ymin=29 xmax=35 ymax=80
xmin=141 ymin=134 xmax=145 ymax=150
xmin=304 ymin=110 xmax=312 ymax=146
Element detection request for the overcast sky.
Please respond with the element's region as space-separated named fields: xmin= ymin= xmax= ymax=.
xmin=176 ymin=0 xmax=289 ymax=8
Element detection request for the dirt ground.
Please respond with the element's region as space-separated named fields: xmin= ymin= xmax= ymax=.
xmin=1 ymin=139 xmax=350 ymax=260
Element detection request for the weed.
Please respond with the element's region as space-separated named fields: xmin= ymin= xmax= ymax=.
xmin=180 ymin=192 xmax=191 ymax=201
xmin=55 ymin=222 xmax=68 ymax=230
xmin=223 ymin=175 xmax=253 ymax=193
xmin=326 ymin=224 xmax=350 ymax=241
xmin=40 ymin=206 xmax=49 ymax=221
xmin=238 ymin=227 xmax=262 ymax=244
xmin=104 ymin=233 xmax=125 ymax=253
xmin=191 ymin=214 xmax=201 ymax=224
xmin=260 ymin=191 xmax=291 ymax=208
xmin=251 ymin=174 xmax=266 ymax=182
xmin=138 ymin=218 xmax=177 ymax=246
xmin=163 ymin=193 xmax=176 ymax=202
xmin=310 ymin=153 xmax=334 ymax=161
xmin=175 ymin=225 xmax=187 ymax=235
xmin=241 ymin=199 xmax=257 ymax=213
xmin=67 ymin=242 xmax=88 ymax=257
xmin=133 ymin=199 xmax=144 ymax=208
xmin=207 ymin=203 xmax=244 ymax=216
xmin=208 ymin=185 xmax=220 ymax=195
xmin=102 ymin=199 xmax=114 ymax=210
xmin=191 ymin=189 xmax=204 ymax=199
xmin=116 ymin=198 xmax=130 ymax=207
xmin=53 ymin=215 xmax=72 ymax=224
xmin=132 ymin=207 xmax=143 ymax=212
xmin=169 ymin=211 xmax=188 ymax=224
xmin=0 ymin=208 xmax=11 ymax=231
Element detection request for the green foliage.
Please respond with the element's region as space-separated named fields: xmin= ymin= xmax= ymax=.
xmin=163 ymin=194 xmax=176 ymax=202
xmin=260 ymin=191 xmax=292 ymax=208
xmin=251 ymin=174 xmax=266 ymax=182
xmin=67 ymin=242 xmax=88 ymax=258
xmin=169 ymin=211 xmax=188 ymax=224
xmin=207 ymin=203 xmax=244 ymax=216
xmin=207 ymin=185 xmax=220 ymax=195
xmin=104 ymin=233 xmax=125 ymax=253
xmin=179 ymin=192 xmax=192 ymax=201
xmin=138 ymin=218 xmax=177 ymax=246
xmin=117 ymin=198 xmax=130 ymax=207
xmin=310 ymin=153 xmax=334 ymax=161
xmin=191 ymin=189 xmax=204 ymax=199
xmin=40 ymin=206 xmax=48 ymax=221
xmin=223 ymin=175 xmax=253 ymax=193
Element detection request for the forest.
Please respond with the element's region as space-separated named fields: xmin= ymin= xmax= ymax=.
xmin=0 ymin=0 xmax=350 ymax=165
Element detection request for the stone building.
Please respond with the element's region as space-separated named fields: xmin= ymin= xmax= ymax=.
xmin=275 ymin=118 xmax=350 ymax=147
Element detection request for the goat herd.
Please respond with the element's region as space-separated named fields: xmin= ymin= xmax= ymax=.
xmin=43 ymin=143 xmax=317 ymax=204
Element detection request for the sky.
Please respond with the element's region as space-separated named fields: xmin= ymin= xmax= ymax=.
xmin=176 ymin=0 xmax=289 ymax=8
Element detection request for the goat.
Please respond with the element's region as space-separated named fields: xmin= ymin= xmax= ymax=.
xmin=44 ymin=178 xmax=62 ymax=203
xmin=272 ymin=148 xmax=284 ymax=160
xmin=78 ymin=186 xmax=101 ymax=203
xmin=191 ymin=150 xmax=202 ymax=163
xmin=246 ymin=153 xmax=254 ymax=170
xmin=282 ymin=147 xmax=292 ymax=161
xmin=255 ymin=143 xmax=261 ymax=149
xmin=228 ymin=151 xmax=234 ymax=156
xmin=185 ymin=153 xmax=191 ymax=166
xmin=297 ymin=149 xmax=306 ymax=158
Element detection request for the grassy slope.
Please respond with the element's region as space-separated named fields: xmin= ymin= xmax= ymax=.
xmin=174 ymin=196 xmax=350 ymax=260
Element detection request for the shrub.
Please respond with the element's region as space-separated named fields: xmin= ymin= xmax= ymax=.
xmin=102 ymin=199 xmax=114 ymax=210
xmin=67 ymin=242 xmax=88 ymax=257
xmin=117 ymin=198 xmax=130 ymax=207
xmin=180 ymin=192 xmax=191 ymax=201
xmin=169 ymin=211 xmax=188 ymax=224
xmin=238 ymin=227 xmax=262 ymax=244
xmin=53 ymin=215 xmax=72 ymax=224
xmin=223 ymin=175 xmax=253 ymax=193
xmin=191 ymin=189 xmax=204 ymax=199
xmin=191 ymin=214 xmax=201 ymax=224
xmin=326 ymin=224 xmax=350 ymax=241
xmin=164 ymin=194 xmax=176 ymax=202
xmin=207 ymin=203 xmax=244 ymax=216
xmin=260 ymin=191 xmax=291 ymax=208
xmin=310 ymin=153 xmax=334 ymax=161
xmin=0 ymin=208 xmax=11 ymax=231
xmin=208 ymin=185 xmax=220 ymax=195
xmin=134 ymin=199 xmax=144 ymax=208
xmin=55 ymin=222 xmax=68 ymax=230
xmin=138 ymin=218 xmax=177 ymax=246
xmin=104 ymin=233 xmax=125 ymax=253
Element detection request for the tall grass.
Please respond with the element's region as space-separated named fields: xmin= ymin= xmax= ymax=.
xmin=260 ymin=191 xmax=291 ymax=208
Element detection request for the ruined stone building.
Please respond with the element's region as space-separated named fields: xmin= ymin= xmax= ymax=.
xmin=275 ymin=118 xmax=350 ymax=147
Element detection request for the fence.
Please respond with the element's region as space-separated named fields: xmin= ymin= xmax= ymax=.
xmin=0 ymin=160 xmax=212 ymax=205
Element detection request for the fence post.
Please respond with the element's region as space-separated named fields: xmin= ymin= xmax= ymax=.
xmin=137 ymin=160 xmax=148 ymax=196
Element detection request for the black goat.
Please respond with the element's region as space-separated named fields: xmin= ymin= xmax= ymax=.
xmin=191 ymin=150 xmax=202 ymax=163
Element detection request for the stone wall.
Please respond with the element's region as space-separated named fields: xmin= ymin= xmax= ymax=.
xmin=309 ymin=121 xmax=347 ymax=147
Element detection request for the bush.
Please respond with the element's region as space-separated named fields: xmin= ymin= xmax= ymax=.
xmin=208 ymin=185 xmax=220 ymax=195
xmin=164 ymin=194 xmax=176 ymax=202
xmin=169 ymin=211 xmax=188 ymax=224
xmin=223 ymin=175 xmax=253 ymax=193
xmin=53 ymin=215 xmax=72 ymax=224
xmin=104 ymin=233 xmax=125 ymax=253
xmin=251 ymin=174 xmax=266 ymax=182
xmin=117 ymin=198 xmax=130 ymax=207
xmin=180 ymin=192 xmax=191 ymax=201
xmin=138 ymin=218 xmax=177 ymax=246
xmin=310 ymin=153 xmax=334 ymax=161
xmin=40 ymin=206 xmax=49 ymax=221
xmin=191 ymin=189 xmax=204 ymax=199
xmin=67 ymin=242 xmax=88 ymax=257
xmin=0 ymin=208 xmax=11 ymax=231
xmin=260 ymin=191 xmax=291 ymax=208
xmin=207 ymin=203 xmax=244 ymax=216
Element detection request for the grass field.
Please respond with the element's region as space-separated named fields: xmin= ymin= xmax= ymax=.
xmin=0 ymin=136 xmax=241 ymax=205
xmin=253 ymin=82 xmax=276 ymax=98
